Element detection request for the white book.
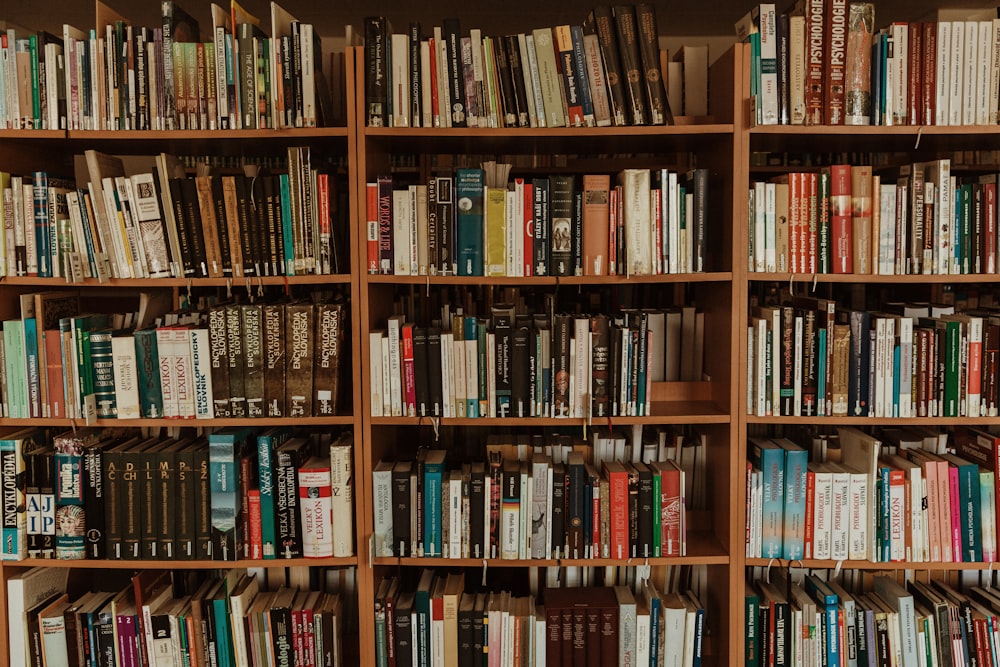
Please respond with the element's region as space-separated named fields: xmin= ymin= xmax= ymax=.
xmin=300 ymin=23 xmax=317 ymax=127
xmin=789 ymin=15 xmax=806 ymax=124
xmin=620 ymin=168 xmax=652 ymax=276
xmin=435 ymin=27 xmax=452 ymax=128
xmin=874 ymin=576 xmax=920 ymax=667
xmin=110 ymin=333 xmax=140 ymax=419
xmin=873 ymin=317 xmax=886 ymax=418
xmin=753 ymin=181 xmax=766 ymax=272
xmin=392 ymin=190 xmax=410 ymax=275
xmin=764 ymin=181 xmax=776 ymax=272
xmin=452 ymin=326 xmax=466 ymax=417
xmin=516 ymin=34 xmax=538 ymax=128
xmin=747 ymin=325 xmax=756 ymax=415
xmin=754 ymin=318 xmax=768 ymax=416
xmin=440 ymin=331 xmax=453 ymax=417
xmin=408 ymin=185 xmax=418 ymax=276
xmin=977 ymin=21 xmax=994 ymax=125
xmin=949 ymin=21 xmax=965 ymax=126
xmin=505 ymin=189 xmax=518 ymax=277
xmin=420 ymin=40 xmax=433 ymax=128
xmin=660 ymin=592 xmax=686 ymax=667
xmin=524 ymin=34 xmax=546 ymax=128
xmin=372 ymin=461 xmax=393 ymax=557
xmin=329 ymin=439 xmax=354 ymax=557
xmin=828 ymin=464 xmax=851 ymax=560
xmin=369 ymin=331 xmax=384 ymax=417
xmin=891 ymin=24 xmax=908 ymax=126
xmin=574 ymin=317 xmax=590 ymax=418
xmin=415 ymin=184 xmax=428 ymax=276
xmin=386 ymin=316 xmax=404 ymax=416
xmin=968 ymin=316 xmax=983 ymax=417
xmin=464 ymin=333 xmax=478 ymax=417
xmin=8 ymin=567 xmax=70 ymax=667
xmin=391 ymin=33 xmax=410 ymax=127
xmin=189 ymin=328 xmax=214 ymax=419
xmin=531 ymin=457 xmax=550 ymax=559
xmin=992 ymin=19 xmax=1000 ymax=124
xmin=964 ymin=21 xmax=979 ymax=125
xmin=519 ymin=464 xmax=530 ymax=559
xmin=172 ymin=326 xmax=195 ymax=419
xmin=667 ymin=171 xmax=680 ymax=274
xmin=449 ymin=473 xmax=462 ymax=558
xmin=379 ymin=334 xmax=392 ymax=417
xmin=845 ymin=465 xmax=869 ymax=561
xmin=878 ymin=183 xmax=897 ymax=275
xmin=635 ymin=600 xmax=651 ymax=667
xmin=812 ymin=466 xmax=833 ymax=560
xmin=155 ymin=328 xmax=178 ymax=418
xmin=936 ymin=21 xmax=951 ymax=125
xmin=793 ymin=315 xmax=803 ymax=416
xmin=898 ymin=316 xmax=913 ymax=418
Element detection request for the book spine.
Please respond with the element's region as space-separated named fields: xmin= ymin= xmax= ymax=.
xmin=804 ymin=0 xmax=826 ymax=124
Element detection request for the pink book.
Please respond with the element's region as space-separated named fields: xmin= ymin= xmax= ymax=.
xmin=116 ymin=612 xmax=139 ymax=667
xmin=522 ymin=180 xmax=534 ymax=277
xmin=948 ymin=463 xmax=962 ymax=562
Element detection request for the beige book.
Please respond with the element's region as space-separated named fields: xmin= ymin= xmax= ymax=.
xmin=531 ymin=28 xmax=566 ymax=128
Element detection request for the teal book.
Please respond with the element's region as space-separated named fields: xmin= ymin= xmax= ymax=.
xmin=878 ymin=464 xmax=891 ymax=562
xmin=745 ymin=588 xmax=759 ymax=667
xmin=422 ymin=449 xmax=446 ymax=557
xmin=413 ymin=569 xmax=435 ymax=667
xmin=775 ymin=438 xmax=808 ymax=560
xmin=943 ymin=453 xmax=983 ymax=562
xmin=257 ymin=428 xmax=291 ymax=559
xmin=208 ymin=428 xmax=253 ymax=561
xmin=279 ymin=173 xmax=295 ymax=275
xmin=22 ymin=317 xmax=40 ymax=418
xmin=455 ymin=167 xmax=484 ymax=276
xmin=805 ymin=575 xmax=840 ymax=667
xmin=211 ymin=569 xmax=243 ymax=667
xmin=749 ymin=438 xmax=785 ymax=559
xmin=133 ymin=328 xmax=164 ymax=418
xmin=0 ymin=429 xmax=40 ymax=560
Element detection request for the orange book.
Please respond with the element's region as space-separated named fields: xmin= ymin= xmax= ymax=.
xmin=583 ymin=174 xmax=611 ymax=275
xmin=828 ymin=165 xmax=853 ymax=273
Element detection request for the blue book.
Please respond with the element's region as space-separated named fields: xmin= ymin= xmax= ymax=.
xmin=878 ymin=464 xmax=891 ymax=562
xmin=892 ymin=343 xmax=901 ymax=417
xmin=257 ymin=428 xmax=291 ymax=559
xmin=749 ymin=438 xmax=785 ymax=559
xmin=133 ymin=328 xmax=164 ymax=418
xmin=208 ymin=428 xmax=253 ymax=561
xmin=569 ymin=25 xmax=594 ymax=123
xmin=645 ymin=584 xmax=660 ymax=667
xmin=455 ymin=168 xmax=484 ymax=276
xmin=422 ymin=450 xmax=446 ymax=557
xmin=806 ymin=575 xmax=840 ymax=667
xmin=775 ymin=438 xmax=808 ymax=560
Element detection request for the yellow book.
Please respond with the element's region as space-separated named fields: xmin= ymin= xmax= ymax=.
xmin=484 ymin=186 xmax=507 ymax=276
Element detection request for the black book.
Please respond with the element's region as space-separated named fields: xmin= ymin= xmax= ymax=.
xmin=268 ymin=588 xmax=297 ymax=667
xmin=550 ymin=463 xmax=566 ymax=558
xmin=533 ymin=178 xmax=551 ymax=275
xmin=847 ymin=309 xmax=872 ymax=417
xmin=140 ymin=441 xmax=161 ymax=559
xmin=179 ymin=177 xmax=209 ymax=277
xmin=174 ymin=442 xmax=196 ymax=559
xmin=685 ymin=168 xmax=709 ymax=272
xmin=191 ymin=440 xmax=212 ymax=559
xmin=426 ymin=326 xmax=443 ymax=416
xmin=625 ymin=462 xmax=639 ymax=556
xmin=550 ymin=175 xmax=574 ymax=276
xmin=233 ymin=175 xmax=257 ymax=277
xmin=101 ymin=443 xmax=126 ymax=560
xmin=426 ymin=178 xmax=439 ymax=271
xmin=394 ymin=590 xmax=415 ymax=667
xmin=167 ymin=178 xmax=196 ymax=277
xmin=412 ymin=326 xmax=430 ymax=417
xmin=290 ymin=23 xmax=303 ymax=127
xmin=566 ymin=452 xmax=586 ymax=559
xmin=262 ymin=174 xmax=281 ymax=276
xmin=469 ymin=461 xmax=486 ymax=559
xmin=612 ymin=5 xmax=648 ymax=125
xmin=280 ymin=34 xmax=295 ymax=127
xmin=527 ymin=320 xmax=538 ymax=417
xmin=472 ymin=593 xmax=487 ymax=659
xmin=225 ymin=303 xmax=247 ymax=417
xmin=443 ymin=19 xmax=466 ymax=127
xmin=274 ymin=437 xmax=310 ymax=559
xmin=589 ymin=8 xmax=628 ymax=126
xmin=634 ymin=461 xmax=654 ymax=558
xmin=591 ymin=315 xmax=611 ymax=417
xmin=209 ymin=176 xmax=234 ymax=277
xmin=154 ymin=443 xmax=179 ymax=559
xmin=241 ymin=304 xmax=265 ymax=418
xmin=511 ymin=317 xmax=531 ymax=418
xmin=777 ymin=13 xmax=790 ymax=125
xmin=492 ymin=35 xmax=518 ymax=128
xmin=365 ymin=16 xmax=389 ymax=127
xmin=263 ymin=303 xmax=286 ymax=417
xmin=409 ymin=22 xmax=423 ymax=126
xmin=83 ymin=439 xmax=111 ymax=559
xmin=487 ymin=450 xmax=502 ymax=558
xmin=249 ymin=174 xmax=268 ymax=277
xmin=635 ymin=4 xmax=669 ymax=125
xmin=208 ymin=305 xmax=231 ymax=418
xmin=780 ymin=305 xmax=795 ymax=416
xmin=436 ymin=176 xmax=454 ymax=274
xmin=492 ymin=306 xmax=514 ymax=418
xmin=238 ymin=23 xmax=265 ymax=129
xmin=285 ymin=301 xmax=315 ymax=418
xmin=610 ymin=319 xmax=624 ymax=416
xmin=120 ymin=440 xmax=152 ymax=560
xmin=458 ymin=591 xmax=476 ymax=667
xmin=391 ymin=461 xmax=412 ymax=557
xmin=504 ymin=35 xmax=530 ymax=127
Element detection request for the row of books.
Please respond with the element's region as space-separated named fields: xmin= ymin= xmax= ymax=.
xmin=0 ymin=426 xmax=354 ymax=562
xmin=749 ymin=160 xmax=1000 ymax=276
xmin=746 ymin=426 xmax=1000 ymax=563
xmin=745 ymin=297 xmax=1000 ymax=419
xmin=363 ymin=5 xmax=702 ymax=130
xmin=0 ymin=293 xmax=348 ymax=421
xmin=370 ymin=305 xmax=705 ymax=420
xmin=744 ymin=572 xmax=972 ymax=667
xmin=0 ymin=0 xmax=338 ymax=132
xmin=10 ymin=567 xmax=345 ymax=667
xmin=375 ymin=575 xmax=705 ymax=667
xmin=372 ymin=443 xmax=690 ymax=561
xmin=740 ymin=3 xmax=1000 ymax=127
xmin=367 ymin=167 xmax=709 ymax=278
xmin=0 ymin=147 xmax=339 ymax=281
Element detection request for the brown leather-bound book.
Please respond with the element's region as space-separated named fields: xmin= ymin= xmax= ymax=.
xmin=612 ymin=5 xmax=647 ymax=125
xmin=635 ymin=4 xmax=669 ymax=125
xmin=285 ymin=301 xmax=315 ymax=417
xmin=263 ymin=303 xmax=286 ymax=417
xmin=241 ymin=304 xmax=264 ymax=418
xmin=194 ymin=176 xmax=223 ymax=277
xmin=313 ymin=301 xmax=345 ymax=416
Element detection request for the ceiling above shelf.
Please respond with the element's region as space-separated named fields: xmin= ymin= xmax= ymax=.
xmin=4 ymin=0 xmax=997 ymax=42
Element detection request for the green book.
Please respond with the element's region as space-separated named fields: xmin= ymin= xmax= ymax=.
xmin=133 ymin=328 xmax=164 ymax=418
xmin=89 ymin=329 xmax=116 ymax=418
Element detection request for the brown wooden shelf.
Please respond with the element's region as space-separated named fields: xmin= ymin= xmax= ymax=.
xmin=0 ymin=416 xmax=355 ymax=427
xmin=746 ymin=415 xmax=1000 ymax=425
xmin=367 ymin=272 xmax=733 ymax=286
xmin=65 ymin=127 xmax=350 ymax=140
xmin=363 ymin=124 xmax=735 ymax=138
xmin=0 ymin=129 xmax=64 ymax=140
xmin=749 ymin=124 xmax=1000 ymax=136
xmin=746 ymin=557 xmax=998 ymax=571
xmin=0 ymin=274 xmax=352 ymax=287
xmin=377 ymin=532 xmax=728 ymax=567
xmin=747 ymin=271 xmax=1000 ymax=284
xmin=9 ymin=556 xmax=358 ymax=569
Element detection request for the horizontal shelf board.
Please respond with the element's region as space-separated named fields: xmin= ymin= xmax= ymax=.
xmin=367 ymin=272 xmax=732 ymax=286
xmin=372 ymin=403 xmax=729 ymax=426
xmin=746 ymin=557 xmax=997 ymax=571
xmin=746 ymin=415 xmax=1000 ymax=425
xmin=747 ymin=272 xmax=999 ymax=284
xmin=11 ymin=556 xmax=358 ymax=569
xmin=749 ymin=124 xmax=1000 ymax=136
xmin=377 ymin=532 xmax=727 ymax=567
xmin=0 ymin=274 xmax=353 ymax=287
xmin=0 ymin=416 xmax=355 ymax=427
xmin=65 ymin=127 xmax=350 ymax=140
xmin=364 ymin=124 xmax=735 ymax=138
xmin=0 ymin=130 xmax=64 ymax=140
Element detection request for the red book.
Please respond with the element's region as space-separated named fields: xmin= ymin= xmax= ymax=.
xmin=401 ymin=323 xmax=416 ymax=417
xmin=984 ymin=180 xmax=996 ymax=273
xmin=366 ymin=182 xmax=380 ymax=274
xmin=658 ymin=459 xmax=683 ymax=557
xmin=789 ymin=173 xmax=801 ymax=273
xmin=603 ymin=461 xmax=629 ymax=560
xmin=907 ymin=22 xmax=922 ymax=126
xmin=804 ymin=468 xmax=816 ymax=558
xmin=823 ymin=0 xmax=848 ymax=124
xmin=428 ymin=37 xmax=440 ymax=126
xmin=805 ymin=0 xmax=827 ymax=125
xmin=247 ymin=489 xmax=263 ymax=560
xmin=828 ymin=165 xmax=853 ymax=273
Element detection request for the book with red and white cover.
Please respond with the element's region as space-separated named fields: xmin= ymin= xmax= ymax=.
xmin=298 ymin=456 xmax=333 ymax=558
xmin=828 ymin=165 xmax=853 ymax=273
